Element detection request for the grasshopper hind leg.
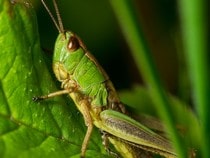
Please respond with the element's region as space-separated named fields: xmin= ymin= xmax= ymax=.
xmin=101 ymin=131 xmax=154 ymax=158
xmin=100 ymin=130 xmax=121 ymax=158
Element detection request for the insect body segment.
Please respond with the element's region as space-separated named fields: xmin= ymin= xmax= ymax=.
xmin=53 ymin=32 xmax=110 ymax=107
xmin=54 ymin=33 xmax=85 ymax=75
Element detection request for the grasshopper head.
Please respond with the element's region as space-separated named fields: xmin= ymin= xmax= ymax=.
xmin=53 ymin=31 xmax=87 ymax=81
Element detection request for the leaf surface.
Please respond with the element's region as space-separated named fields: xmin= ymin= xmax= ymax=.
xmin=0 ymin=1 xmax=109 ymax=157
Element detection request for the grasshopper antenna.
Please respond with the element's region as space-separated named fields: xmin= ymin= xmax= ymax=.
xmin=41 ymin=0 xmax=64 ymax=33
xmin=52 ymin=0 xmax=64 ymax=33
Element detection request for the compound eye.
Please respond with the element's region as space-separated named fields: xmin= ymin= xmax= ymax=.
xmin=67 ymin=36 xmax=80 ymax=52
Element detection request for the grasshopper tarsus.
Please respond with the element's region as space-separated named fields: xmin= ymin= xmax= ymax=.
xmin=32 ymin=96 xmax=44 ymax=102
xmin=32 ymin=89 xmax=70 ymax=102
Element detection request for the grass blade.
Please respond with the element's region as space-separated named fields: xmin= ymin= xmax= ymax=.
xmin=179 ymin=0 xmax=209 ymax=157
xmin=109 ymin=0 xmax=186 ymax=157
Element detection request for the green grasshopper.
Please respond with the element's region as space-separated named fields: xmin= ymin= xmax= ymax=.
xmin=33 ymin=0 xmax=177 ymax=157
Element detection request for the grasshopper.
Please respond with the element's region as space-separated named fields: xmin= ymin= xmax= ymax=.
xmin=33 ymin=0 xmax=177 ymax=157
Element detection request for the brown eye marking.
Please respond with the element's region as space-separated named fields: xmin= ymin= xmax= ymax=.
xmin=67 ymin=36 xmax=80 ymax=52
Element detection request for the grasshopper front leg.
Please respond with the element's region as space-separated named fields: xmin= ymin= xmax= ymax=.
xmin=33 ymin=91 xmax=94 ymax=157
xmin=32 ymin=89 xmax=71 ymax=101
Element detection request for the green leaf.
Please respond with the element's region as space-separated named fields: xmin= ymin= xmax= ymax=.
xmin=0 ymin=1 xmax=110 ymax=157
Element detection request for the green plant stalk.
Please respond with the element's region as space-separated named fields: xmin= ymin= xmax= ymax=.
xmin=178 ymin=0 xmax=209 ymax=157
xmin=109 ymin=0 xmax=186 ymax=157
